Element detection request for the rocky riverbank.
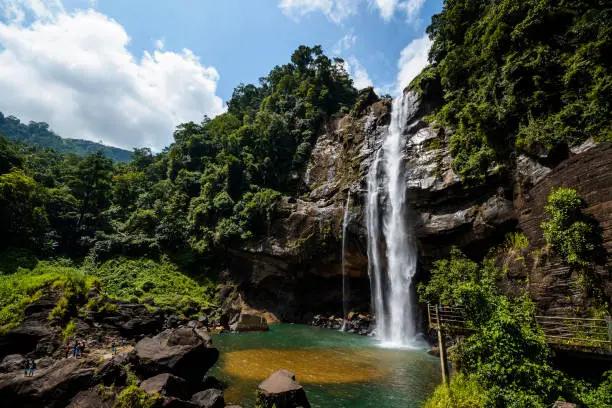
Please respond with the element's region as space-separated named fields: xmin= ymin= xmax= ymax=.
xmin=310 ymin=312 xmax=374 ymax=336
xmin=0 ymin=287 xmax=288 ymax=408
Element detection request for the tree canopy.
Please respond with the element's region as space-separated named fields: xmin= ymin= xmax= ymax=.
xmin=413 ymin=0 xmax=611 ymax=183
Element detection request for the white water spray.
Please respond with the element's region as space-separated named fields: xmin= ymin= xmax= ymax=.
xmin=340 ymin=191 xmax=351 ymax=332
xmin=366 ymin=92 xmax=419 ymax=347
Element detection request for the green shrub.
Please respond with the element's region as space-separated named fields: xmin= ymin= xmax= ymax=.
xmin=541 ymin=187 xmax=602 ymax=267
xmin=420 ymin=249 xmax=569 ymax=407
xmin=578 ymin=371 xmax=612 ymax=408
xmin=505 ymin=232 xmax=529 ymax=251
xmin=62 ymin=318 xmax=76 ymax=342
xmin=0 ymin=262 xmax=88 ymax=333
xmin=93 ymin=257 xmax=215 ymax=317
xmin=112 ymin=385 xmax=158 ymax=408
xmin=0 ymin=247 xmax=38 ymax=274
xmin=423 ymin=373 xmax=485 ymax=408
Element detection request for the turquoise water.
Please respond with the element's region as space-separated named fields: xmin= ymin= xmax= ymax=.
xmin=210 ymin=324 xmax=441 ymax=408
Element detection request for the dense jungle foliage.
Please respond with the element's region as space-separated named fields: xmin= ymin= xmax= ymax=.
xmin=0 ymin=45 xmax=357 ymax=266
xmin=0 ymin=45 xmax=358 ymax=331
xmin=420 ymin=248 xmax=611 ymax=408
xmin=413 ymin=0 xmax=611 ymax=183
xmin=0 ymin=112 xmax=132 ymax=162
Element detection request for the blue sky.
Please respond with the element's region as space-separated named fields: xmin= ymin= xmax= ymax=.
xmin=0 ymin=0 xmax=443 ymax=150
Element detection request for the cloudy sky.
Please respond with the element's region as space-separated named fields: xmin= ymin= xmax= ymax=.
xmin=0 ymin=0 xmax=442 ymax=151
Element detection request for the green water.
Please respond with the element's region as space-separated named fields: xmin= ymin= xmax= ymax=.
xmin=210 ymin=324 xmax=441 ymax=408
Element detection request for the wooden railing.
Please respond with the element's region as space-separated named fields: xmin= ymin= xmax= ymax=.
xmin=427 ymin=304 xmax=612 ymax=353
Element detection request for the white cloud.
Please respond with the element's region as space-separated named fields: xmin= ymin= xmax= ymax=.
xmin=398 ymin=0 xmax=425 ymax=22
xmin=279 ymin=0 xmax=359 ymax=24
xmin=0 ymin=1 xmax=224 ymax=151
xmin=396 ymin=34 xmax=431 ymax=92
xmin=373 ymin=0 xmax=398 ymax=21
xmin=155 ymin=38 xmax=164 ymax=50
xmin=344 ymin=56 xmax=373 ymax=90
xmin=279 ymin=0 xmax=425 ymax=23
xmin=331 ymin=32 xmax=357 ymax=55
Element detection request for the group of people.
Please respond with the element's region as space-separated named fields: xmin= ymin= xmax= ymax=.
xmin=65 ymin=340 xmax=87 ymax=358
xmin=22 ymin=359 xmax=36 ymax=377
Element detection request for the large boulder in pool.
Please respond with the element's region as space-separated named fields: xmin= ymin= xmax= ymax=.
xmin=256 ymin=370 xmax=311 ymax=408
xmin=191 ymin=388 xmax=224 ymax=408
xmin=130 ymin=327 xmax=218 ymax=383
xmin=139 ymin=373 xmax=189 ymax=399
xmin=229 ymin=314 xmax=269 ymax=332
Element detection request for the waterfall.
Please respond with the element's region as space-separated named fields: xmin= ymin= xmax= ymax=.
xmin=366 ymin=92 xmax=419 ymax=347
xmin=340 ymin=191 xmax=351 ymax=332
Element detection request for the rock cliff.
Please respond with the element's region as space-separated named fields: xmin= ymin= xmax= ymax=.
xmin=228 ymin=91 xmax=611 ymax=323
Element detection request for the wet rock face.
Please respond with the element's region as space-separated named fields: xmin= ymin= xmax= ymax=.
xmin=228 ymin=89 xmax=611 ymax=322
xmin=256 ymin=370 xmax=311 ymax=408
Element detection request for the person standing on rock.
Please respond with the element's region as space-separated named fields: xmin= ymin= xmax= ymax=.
xmin=29 ymin=359 xmax=36 ymax=376
xmin=65 ymin=342 xmax=71 ymax=359
xmin=111 ymin=341 xmax=117 ymax=355
xmin=23 ymin=359 xmax=30 ymax=377
xmin=73 ymin=341 xmax=79 ymax=358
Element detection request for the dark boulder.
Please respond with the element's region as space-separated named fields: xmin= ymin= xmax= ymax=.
xmin=229 ymin=314 xmax=268 ymax=332
xmin=201 ymin=375 xmax=226 ymax=390
xmin=130 ymin=327 xmax=218 ymax=384
xmin=140 ymin=373 xmax=188 ymax=399
xmin=95 ymin=302 xmax=164 ymax=337
xmin=0 ymin=295 xmax=59 ymax=359
xmin=256 ymin=370 xmax=311 ymax=408
xmin=0 ymin=354 xmax=25 ymax=373
xmin=191 ymin=388 xmax=224 ymax=408
xmin=66 ymin=387 xmax=116 ymax=408
xmin=156 ymin=397 xmax=198 ymax=408
xmin=92 ymin=353 xmax=130 ymax=386
xmin=0 ymin=358 xmax=95 ymax=408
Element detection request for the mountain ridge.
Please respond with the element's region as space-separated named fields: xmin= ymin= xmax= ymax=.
xmin=0 ymin=112 xmax=132 ymax=162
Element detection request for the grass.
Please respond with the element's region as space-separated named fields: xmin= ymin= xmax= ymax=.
xmin=504 ymin=232 xmax=529 ymax=251
xmin=92 ymin=257 xmax=217 ymax=317
xmin=423 ymin=374 xmax=486 ymax=408
xmin=0 ymin=252 xmax=218 ymax=333
xmin=0 ymin=261 xmax=97 ymax=333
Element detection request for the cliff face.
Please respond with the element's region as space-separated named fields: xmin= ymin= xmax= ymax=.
xmin=228 ymin=93 xmax=611 ymax=322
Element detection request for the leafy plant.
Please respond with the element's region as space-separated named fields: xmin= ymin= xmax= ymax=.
xmin=423 ymin=373 xmax=485 ymax=408
xmin=541 ymin=187 xmax=602 ymax=267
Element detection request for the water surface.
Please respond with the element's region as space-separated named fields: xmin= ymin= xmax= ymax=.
xmin=210 ymin=324 xmax=441 ymax=408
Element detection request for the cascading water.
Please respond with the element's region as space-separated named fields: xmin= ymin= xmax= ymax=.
xmin=340 ymin=191 xmax=351 ymax=332
xmin=366 ymin=92 xmax=419 ymax=347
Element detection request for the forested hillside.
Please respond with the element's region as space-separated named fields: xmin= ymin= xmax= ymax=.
xmin=0 ymin=113 xmax=132 ymax=162
xmin=0 ymin=45 xmax=358 ymax=267
xmin=412 ymin=0 xmax=611 ymax=183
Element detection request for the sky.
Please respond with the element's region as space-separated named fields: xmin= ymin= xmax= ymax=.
xmin=0 ymin=0 xmax=443 ymax=151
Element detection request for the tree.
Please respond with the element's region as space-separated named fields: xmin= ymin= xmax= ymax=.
xmin=0 ymin=170 xmax=50 ymax=249
xmin=67 ymin=152 xmax=113 ymax=231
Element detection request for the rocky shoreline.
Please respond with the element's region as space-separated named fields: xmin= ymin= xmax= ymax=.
xmin=0 ymin=289 xmax=316 ymax=408
xmin=310 ymin=312 xmax=375 ymax=336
